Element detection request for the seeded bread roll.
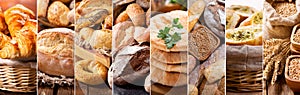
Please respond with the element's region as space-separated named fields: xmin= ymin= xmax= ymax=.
xmin=37 ymin=28 xmax=74 ymax=77
xmin=47 ymin=1 xmax=70 ymax=26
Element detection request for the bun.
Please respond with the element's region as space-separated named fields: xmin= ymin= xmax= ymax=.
xmin=47 ymin=1 xmax=70 ymax=26
xmin=37 ymin=28 xmax=74 ymax=77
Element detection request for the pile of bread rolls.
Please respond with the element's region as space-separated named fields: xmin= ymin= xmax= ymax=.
xmin=0 ymin=4 xmax=37 ymax=59
xmin=109 ymin=0 xmax=150 ymax=91
xmin=74 ymin=0 xmax=112 ymax=85
xmin=38 ymin=0 xmax=74 ymax=27
xmin=149 ymin=10 xmax=190 ymax=94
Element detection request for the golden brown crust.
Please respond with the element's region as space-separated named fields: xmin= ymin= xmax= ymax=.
xmin=103 ymin=14 xmax=113 ymax=29
xmin=0 ymin=4 xmax=37 ymax=59
xmin=75 ymin=60 xmax=107 ymax=85
xmin=126 ymin=3 xmax=145 ymax=26
xmin=115 ymin=11 xmax=130 ymax=24
xmin=37 ymin=28 xmax=74 ymax=77
xmin=47 ymin=1 xmax=70 ymax=26
xmin=0 ymin=8 xmax=7 ymax=32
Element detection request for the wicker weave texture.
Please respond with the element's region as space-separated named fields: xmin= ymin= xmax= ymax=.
xmin=0 ymin=66 xmax=36 ymax=92
xmin=226 ymin=70 xmax=263 ymax=92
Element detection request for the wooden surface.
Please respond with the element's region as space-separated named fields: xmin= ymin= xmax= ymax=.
xmin=0 ymin=90 xmax=36 ymax=95
xmin=76 ymin=80 xmax=112 ymax=95
xmin=38 ymin=85 xmax=74 ymax=95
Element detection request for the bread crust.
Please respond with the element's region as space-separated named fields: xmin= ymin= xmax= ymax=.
xmin=38 ymin=28 xmax=74 ymax=77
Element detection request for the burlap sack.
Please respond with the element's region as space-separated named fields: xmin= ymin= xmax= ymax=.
xmin=264 ymin=0 xmax=300 ymax=39
xmin=226 ymin=45 xmax=262 ymax=71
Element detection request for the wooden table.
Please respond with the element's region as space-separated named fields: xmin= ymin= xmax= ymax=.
xmin=0 ymin=90 xmax=36 ymax=95
xmin=38 ymin=85 xmax=74 ymax=95
xmin=76 ymin=80 xmax=112 ymax=95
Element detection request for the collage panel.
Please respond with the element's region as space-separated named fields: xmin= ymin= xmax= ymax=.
xmin=111 ymin=0 xmax=150 ymax=94
xmin=150 ymin=0 xmax=188 ymax=95
xmin=263 ymin=0 xmax=300 ymax=94
xmin=37 ymin=0 xmax=75 ymax=95
xmin=0 ymin=0 xmax=37 ymax=94
xmin=188 ymin=0 xmax=225 ymax=95
xmin=226 ymin=0 xmax=263 ymax=94
xmin=74 ymin=0 xmax=112 ymax=95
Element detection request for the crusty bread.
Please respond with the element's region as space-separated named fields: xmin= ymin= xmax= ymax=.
xmin=151 ymin=66 xmax=187 ymax=86
xmin=151 ymin=47 xmax=187 ymax=64
xmin=150 ymin=10 xmax=188 ymax=52
xmin=37 ymin=0 xmax=49 ymax=17
xmin=47 ymin=1 xmax=70 ymax=26
xmin=37 ymin=28 xmax=74 ymax=77
xmin=189 ymin=25 xmax=220 ymax=61
xmin=126 ymin=3 xmax=145 ymax=26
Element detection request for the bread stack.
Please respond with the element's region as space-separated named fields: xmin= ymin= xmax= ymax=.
xmin=150 ymin=10 xmax=190 ymax=94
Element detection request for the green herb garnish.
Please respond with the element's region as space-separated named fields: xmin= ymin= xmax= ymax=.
xmin=157 ymin=18 xmax=183 ymax=49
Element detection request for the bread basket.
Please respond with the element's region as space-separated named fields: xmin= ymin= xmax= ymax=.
xmin=226 ymin=45 xmax=263 ymax=92
xmin=291 ymin=24 xmax=300 ymax=51
xmin=285 ymin=55 xmax=300 ymax=92
xmin=0 ymin=60 xmax=36 ymax=92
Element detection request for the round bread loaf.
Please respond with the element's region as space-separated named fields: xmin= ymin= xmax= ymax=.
xmin=37 ymin=28 xmax=74 ymax=77
xmin=150 ymin=10 xmax=188 ymax=52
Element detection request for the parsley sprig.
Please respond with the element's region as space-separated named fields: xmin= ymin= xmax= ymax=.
xmin=157 ymin=18 xmax=183 ymax=49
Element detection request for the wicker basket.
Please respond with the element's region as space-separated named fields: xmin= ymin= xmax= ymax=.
xmin=226 ymin=45 xmax=263 ymax=92
xmin=226 ymin=70 xmax=263 ymax=92
xmin=0 ymin=65 xmax=37 ymax=92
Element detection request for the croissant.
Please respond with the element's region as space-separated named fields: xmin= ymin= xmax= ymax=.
xmin=0 ymin=4 xmax=37 ymax=59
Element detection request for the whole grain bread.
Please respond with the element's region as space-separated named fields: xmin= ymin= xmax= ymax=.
xmin=189 ymin=25 xmax=220 ymax=61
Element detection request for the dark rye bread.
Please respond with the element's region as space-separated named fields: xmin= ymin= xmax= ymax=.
xmin=189 ymin=25 xmax=220 ymax=61
xmin=111 ymin=45 xmax=150 ymax=86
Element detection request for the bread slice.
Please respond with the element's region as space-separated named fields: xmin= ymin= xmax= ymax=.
xmin=189 ymin=25 xmax=220 ymax=61
xmin=151 ymin=47 xmax=187 ymax=64
xmin=150 ymin=66 xmax=187 ymax=86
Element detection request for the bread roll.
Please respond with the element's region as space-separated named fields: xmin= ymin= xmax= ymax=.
xmin=88 ymin=29 xmax=112 ymax=50
xmin=37 ymin=28 xmax=74 ymax=77
xmin=37 ymin=0 xmax=49 ymax=17
xmin=102 ymin=14 xmax=112 ymax=29
xmin=47 ymin=1 xmax=70 ymax=26
xmin=115 ymin=11 xmax=130 ymax=24
xmin=126 ymin=3 xmax=145 ymax=26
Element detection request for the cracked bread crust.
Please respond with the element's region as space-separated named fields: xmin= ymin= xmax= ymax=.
xmin=38 ymin=28 xmax=74 ymax=77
